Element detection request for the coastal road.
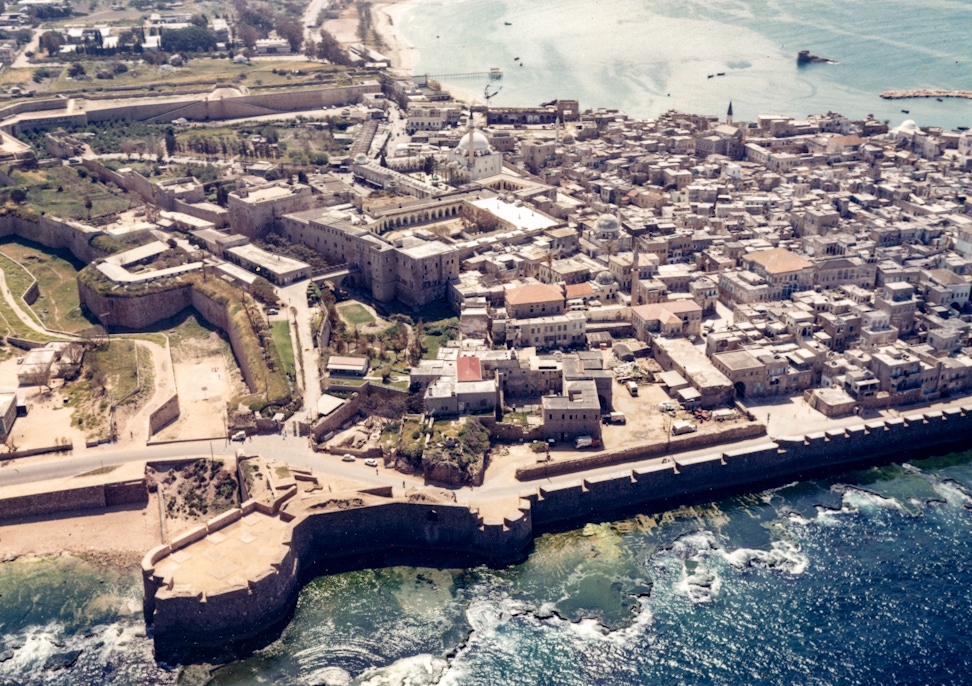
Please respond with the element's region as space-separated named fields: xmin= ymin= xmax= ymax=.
xmin=5 ymin=394 xmax=972 ymax=506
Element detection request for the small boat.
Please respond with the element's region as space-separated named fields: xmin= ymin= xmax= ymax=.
xmin=504 ymin=21 xmax=512 ymax=26
xmin=514 ymin=57 xmax=519 ymax=61
xmin=520 ymin=63 xmax=523 ymax=67
xmin=901 ymin=109 xmax=910 ymax=113
xmin=936 ymin=97 xmax=943 ymax=102
xmin=958 ymin=126 xmax=969 ymax=131
xmin=716 ymin=72 xmax=725 ymax=76
xmin=707 ymin=74 xmax=714 ymax=79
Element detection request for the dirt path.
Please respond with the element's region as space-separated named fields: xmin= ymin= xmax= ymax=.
xmin=0 ymin=270 xmax=63 ymax=339
xmin=118 ymin=339 xmax=176 ymax=444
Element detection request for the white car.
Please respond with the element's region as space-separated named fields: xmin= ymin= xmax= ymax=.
xmin=364 ymin=458 xmax=378 ymax=467
xmin=341 ymin=454 xmax=355 ymax=462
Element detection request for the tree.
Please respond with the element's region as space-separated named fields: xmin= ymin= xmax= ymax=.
xmin=83 ymin=195 xmax=93 ymax=219
xmin=237 ymin=23 xmax=259 ymax=49
xmin=10 ymin=188 xmax=26 ymax=203
xmin=276 ymin=18 xmax=303 ymax=53
xmin=39 ymin=31 xmax=63 ymax=57
xmin=68 ymin=62 xmax=86 ymax=78
xmin=190 ymin=13 xmax=208 ymax=27
xmin=160 ymin=25 xmax=217 ymax=53
xmin=164 ymin=126 xmax=177 ymax=156
xmin=120 ymin=139 xmax=137 ymax=159
xmin=317 ymin=29 xmax=350 ymax=65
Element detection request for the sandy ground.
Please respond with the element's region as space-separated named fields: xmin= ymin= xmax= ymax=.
xmin=156 ymin=354 xmax=234 ymax=442
xmin=371 ymin=0 xmax=482 ymax=105
xmin=0 ymin=493 xmax=163 ymax=568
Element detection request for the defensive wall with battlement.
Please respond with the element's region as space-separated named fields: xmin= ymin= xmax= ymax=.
xmin=0 ymin=84 xmax=381 ymax=135
xmin=142 ymin=406 xmax=972 ymax=657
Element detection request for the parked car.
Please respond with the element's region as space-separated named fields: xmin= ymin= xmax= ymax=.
xmin=341 ymin=454 xmax=355 ymax=462
xmin=671 ymin=421 xmax=698 ymax=435
xmin=231 ymin=430 xmax=246 ymax=442
xmin=626 ymin=381 xmax=639 ymax=396
xmin=574 ymin=435 xmax=602 ymax=449
xmin=364 ymin=458 xmax=378 ymax=467
xmin=267 ymin=308 xmax=280 ymax=315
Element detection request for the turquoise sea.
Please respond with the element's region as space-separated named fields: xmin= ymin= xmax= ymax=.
xmin=395 ymin=0 xmax=972 ymax=130
xmin=3 ymin=450 xmax=972 ymax=684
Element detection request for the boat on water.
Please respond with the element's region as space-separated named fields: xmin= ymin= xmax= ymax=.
xmin=901 ymin=109 xmax=910 ymax=114
xmin=716 ymin=72 xmax=725 ymax=76
xmin=707 ymin=74 xmax=714 ymax=79
xmin=514 ymin=57 xmax=519 ymax=61
xmin=504 ymin=21 xmax=511 ymax=26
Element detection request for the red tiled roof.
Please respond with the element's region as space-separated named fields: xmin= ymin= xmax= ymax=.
xmin=457 ymin=356 xmax=483 ymax=382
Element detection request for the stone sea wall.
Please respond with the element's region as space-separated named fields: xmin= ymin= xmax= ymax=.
xmin=143 ymin=405 xmax=972 ymax=656
xmin=143 ymin=491 xmax=532 ymax=654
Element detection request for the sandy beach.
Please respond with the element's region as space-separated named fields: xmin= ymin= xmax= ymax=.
xmin=371 ymin=0 xmax=482 ymax=105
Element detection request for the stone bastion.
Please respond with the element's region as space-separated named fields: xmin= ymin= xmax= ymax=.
xmin=143 ymin=406 xmax=972 ymax=658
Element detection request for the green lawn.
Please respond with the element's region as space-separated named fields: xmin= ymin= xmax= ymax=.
xmin=0 ymin=252 xmax=53 ymax=342
xmin=271 ymin=320 xmax=296 ymax=378
xmin=0 ymin=238 xmax=96 ymax=333
xmin=337 ymin=303 xmax=376 ymax=326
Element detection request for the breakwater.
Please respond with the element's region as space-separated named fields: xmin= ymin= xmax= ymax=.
xmin=143 ymin=405 xmax=972 ymax=659
xmin=880 ymin=89 xmax=972 ymax=100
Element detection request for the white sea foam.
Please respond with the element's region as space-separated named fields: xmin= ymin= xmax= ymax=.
xmin=839 ymin=487 xmax=907 ymax=514
xmin=723 ymin=540 xmax=809 ymax=576
xmin=305 ymin=666 xmax=352 ymax=686
xmin=677 ymin=564 xmax=723 ymax=604
xmin=354 ymin=654 xmax=449 ymax=686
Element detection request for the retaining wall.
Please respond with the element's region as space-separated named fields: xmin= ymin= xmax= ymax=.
xmin=149 ymin=394 xmax=180 ymax=436
xmin=0 ymin=477 xmax=147 ymax=520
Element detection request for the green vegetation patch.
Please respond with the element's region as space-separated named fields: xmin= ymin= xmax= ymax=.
xmin=271 ymin=320 xmax=296 ymax=378
xmin=337 ymin=303 xmax=375 ymax=326
xmin=3 ymin=166 xmax=130 ymax=220
xmin=422 ymin=316 xmax=459 ymax=360
xmin=0 ymin=238 xmax=96 ymax=333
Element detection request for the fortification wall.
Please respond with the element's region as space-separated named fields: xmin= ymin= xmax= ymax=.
xmin=0 ymin=214 xmax=108 ymax=264
xmin=146 ymin=494 xmax=531 ymax=652
xmin=145 ymin=406 xmax=972 ymax=656
xmin=517 ymin=422 xmax=766 ymax=480
xmin=77 ymin=278 xmax=193 ymax=330
xmin=85 ymin=84 xmax=380 ymax=126
xmin=189 ymin=288 xmax=257 ymax=393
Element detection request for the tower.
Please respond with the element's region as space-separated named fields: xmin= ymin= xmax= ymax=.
xmin=726 ymin=100 xmax=734 ymax=126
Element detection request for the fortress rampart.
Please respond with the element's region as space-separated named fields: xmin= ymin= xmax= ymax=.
xmin=143 ymin=406 xmax=972 ymax=657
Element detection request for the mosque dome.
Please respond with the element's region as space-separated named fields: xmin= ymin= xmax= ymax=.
xmin=593 ymin=213 xmax=621 ymax=235
xmin=595 ymin=270 xmax=617 ymax=286
xmin=892 ymin=119 xmax=921 ymax=137
xmin=354 ymin=153 xmax=368 ymax=165
xmin=457 ymin=129 xmax=492 ymax=153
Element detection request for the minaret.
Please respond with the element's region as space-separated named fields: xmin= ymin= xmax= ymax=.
xmin=726 ymin=100 xmax=734 ymax=126
xmin=555 ymin=116 xmax=561 ymax=145
xmin=467 ymin=119 xmax=475 ymax=171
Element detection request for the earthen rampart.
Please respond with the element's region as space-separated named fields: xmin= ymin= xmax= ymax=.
xmin=0 ymin=213 xmax=110 ymax=265
xmin=144 ymin=405 xmax=972 ymax=656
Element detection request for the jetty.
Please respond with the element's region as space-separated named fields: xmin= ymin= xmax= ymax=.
xmin=881 ymin=88 xmax=972 ymax=100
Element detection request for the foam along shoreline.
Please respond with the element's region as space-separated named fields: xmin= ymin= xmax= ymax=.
xmin=371 ymin=0 xmax=483 ymax=106
xmin=143 ymin=407 xmax=972 ymax=660
xmin=880 ymin=88 xmax=972 ymax=100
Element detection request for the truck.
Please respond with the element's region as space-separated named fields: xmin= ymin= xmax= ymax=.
xmin=671 ymin=421 xmax=698 ymax=435
xmin=574 ymin=435 xmax=602 ymax=449
xmin=626 ymin=381 xmax=639 ymax=396
xmin=602 ymin=411 xmax=627 ymax=425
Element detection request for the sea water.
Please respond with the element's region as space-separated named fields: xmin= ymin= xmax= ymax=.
xmin=393 ymin=0 xmax=972 ymax=130
xmin=4 ymin=451 xmax=972 ymax=684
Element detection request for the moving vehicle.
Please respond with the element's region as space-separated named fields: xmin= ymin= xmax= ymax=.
xmin=364 ymin=458 xmax=378 ymax=467
xmin=626 ymin=381 xmax=639 ymax=396
xmin=341 ymin=454 xmax=355 ymax=462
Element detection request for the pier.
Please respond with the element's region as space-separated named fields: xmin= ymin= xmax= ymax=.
xmin=417 ymin=68 xmax=502 ymax=84
xmin=880 ymin=88 xmax=972 ymax=100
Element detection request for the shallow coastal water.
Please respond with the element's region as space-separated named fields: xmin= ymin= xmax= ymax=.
xmin=4 ymin=451 xmax=972 ymax=684
xmin=392 ymin=0 xmax=972 ymax=129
